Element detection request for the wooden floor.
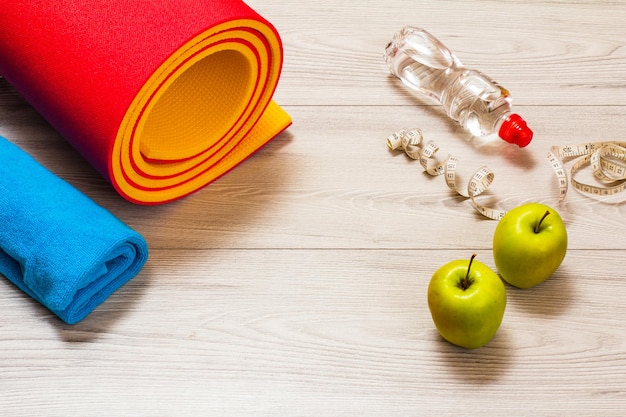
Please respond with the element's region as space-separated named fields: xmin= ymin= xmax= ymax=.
xmin=2 ymin=1 xmax=626 ymax=415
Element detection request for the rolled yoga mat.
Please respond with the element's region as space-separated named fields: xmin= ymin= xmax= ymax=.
xmin=0 ymin=136 xmax=149 ymax=324
xmin=0 ymin=0 xmax=291 ymax=204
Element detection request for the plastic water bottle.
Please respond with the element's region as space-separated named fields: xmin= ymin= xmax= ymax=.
xmin=384 ymin=26 xmax=533 ymax=148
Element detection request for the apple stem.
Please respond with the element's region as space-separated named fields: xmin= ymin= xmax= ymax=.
xmin=458 ymin=253 xmax=477 ymax=291
xmin=534 ymin=210 xmax=551 ymax=234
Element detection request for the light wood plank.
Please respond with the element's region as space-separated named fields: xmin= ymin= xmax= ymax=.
xmin=1 ymin=249 xmax=625 ymax=416
xmin=250 ymin=0 xmax=626 ymax=106
xmin=2 ymin=94 xmax=623 ymax=250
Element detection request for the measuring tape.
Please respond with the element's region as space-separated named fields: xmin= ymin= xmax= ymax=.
xmin=549 ymin=142 xmax=626 ymax=200
xmin=387 ymin=129 xmax=626 ymax=220
xmin=387 ymin=128 xmax=505 ymax=220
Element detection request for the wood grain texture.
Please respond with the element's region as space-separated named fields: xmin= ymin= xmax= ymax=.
xmin=2 ymin=1 xmax=626 ymax=416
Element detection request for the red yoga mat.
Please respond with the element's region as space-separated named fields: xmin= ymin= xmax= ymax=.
xmin=0 ymin=0 xmax=291 ymax=204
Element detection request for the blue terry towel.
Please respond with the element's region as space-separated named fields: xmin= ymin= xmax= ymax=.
xmin=0 ymin=136 xmax=149 ymax=324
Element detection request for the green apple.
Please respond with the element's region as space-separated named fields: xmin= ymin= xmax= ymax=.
xmin=428 ymin=254 xmax=507 ymax=349
xmin=493 ymin=203 xmax=567 ymax=289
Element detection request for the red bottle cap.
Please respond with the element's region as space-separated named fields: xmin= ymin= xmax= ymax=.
xmin=498 ymin=114 xmax=533 ymax=148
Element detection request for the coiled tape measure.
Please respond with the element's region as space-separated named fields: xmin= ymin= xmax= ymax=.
xmin=387 ymin=128 xmax=626 ymax=220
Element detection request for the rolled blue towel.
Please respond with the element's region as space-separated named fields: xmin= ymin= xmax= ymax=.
xmin=0 ymin=136 xmax=149 ymax=324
